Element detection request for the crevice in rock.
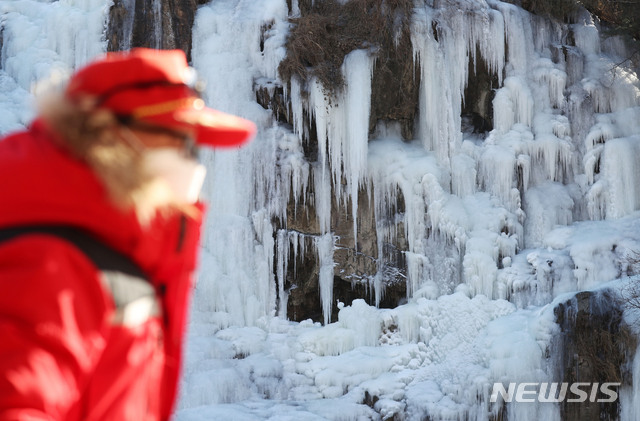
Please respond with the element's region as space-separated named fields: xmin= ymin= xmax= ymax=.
xmin=462 ymin=45 xmax=498 ymax=136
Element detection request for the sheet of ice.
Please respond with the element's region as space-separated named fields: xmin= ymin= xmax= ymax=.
xmin=0 ymin=0 xmax=108 ymax=134
xmin=0 ymin=71 xmax=33 ymax=133
xmin=523 ymin=182 xmax=575 ymax=248
xmin=499 ymin=213 xmax=640 ymax=308
xmin=601 ymin=136 xmax=640 ymax=219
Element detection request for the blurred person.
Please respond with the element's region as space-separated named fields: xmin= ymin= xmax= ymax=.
xmin=0 ymin=48 xmax=255 ymax=420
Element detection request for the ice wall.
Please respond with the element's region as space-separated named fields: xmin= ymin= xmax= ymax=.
xmin=266 ymin=0 xmax=638 ymax=327
xmin=182 ymin=0 xmax=640 ymax=417
xmin=190 ymin=0 xmax=295 ymax=326
xmin=0 ymin=0 xmax=108 ymax=132
xmin=185 ymin=0 xmax=640 ymax=418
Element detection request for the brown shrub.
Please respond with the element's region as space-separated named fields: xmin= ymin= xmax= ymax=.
xmin=279 ymin=0 xmax=414 ymax=93
xmin=503 ymin=0 xmax=580 ymax=22
xmin=581 ymin=0 xmax=640 ymax=40
xmin=507 ymin=0 xmax=640 ymax=41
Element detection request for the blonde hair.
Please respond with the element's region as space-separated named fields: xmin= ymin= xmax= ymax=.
xmin=38 ymin=92 xmax=196 ymax=225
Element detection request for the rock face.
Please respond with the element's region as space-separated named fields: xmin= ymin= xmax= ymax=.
xmin=106 ymin=0 xmax=208 ymax=60
xmin=551 ymin=290 xmax=636 ymax=421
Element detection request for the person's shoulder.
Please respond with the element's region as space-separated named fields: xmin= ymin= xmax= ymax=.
xmin=0 ymin=126 xmax=32 ymax=147
xmin=0 ymin=119 xmax=71 ymax=171
xmin=0 ymin=233 xmax=112 ymax=315
xmin=0 ymin=120 xmax=45 ymax=155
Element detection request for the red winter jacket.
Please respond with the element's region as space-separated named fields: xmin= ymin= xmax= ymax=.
xmin=0 ymin=120 xmax=203 ymax=420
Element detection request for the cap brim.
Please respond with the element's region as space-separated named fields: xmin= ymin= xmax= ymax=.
xmin=175 ymin=107 xmax=257 ymax=148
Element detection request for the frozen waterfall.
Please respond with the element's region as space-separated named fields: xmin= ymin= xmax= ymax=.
xmin=1 ymin=0 xmax=640 ymax=420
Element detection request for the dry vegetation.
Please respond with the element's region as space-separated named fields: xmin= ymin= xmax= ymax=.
xmin=278 ymin=0 xmax=414 ymax=93
xmin=581 ymin=0 xmax=640 ymax=40
xmin=507 ymin=0 xmax=640 ymax=41
xmin=510 ymin=0 xmax=579 ymax=21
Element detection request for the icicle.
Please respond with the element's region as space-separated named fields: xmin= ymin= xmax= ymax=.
xmin=313 ymin=163 xmax=332 ymax=234
xmin=291 ymin=231 xmax=299 ymax=275
xmin=532 ymin=58 xmax=567 ymax=109
xmin=316 ymin=233 xmax=336 ymax=325
xmin=506 ymin=77 xmax=534 ymax=128
xmin=290 ymin=77 xmax=306 ymax=142
xmin=152 ymin=0 xmax=162 ymax=48
xmin=601 ymin=136 xmax=640 ymax=219
xmin=411 ymin=6 xmax=461 ymax=162
xmin=304 ymin=51 xmax=373 ymax=240
xmin=468 ymin=7 xmax=505 ymax=86
xmin=527 ymin=134 xmax=572 ymax=183
xmin=342 ymin=50 xmax=374 ymax=248
xmin=309 ymin=78 xmax=328 ymax=173
xmin=276 ymin=230 xmax=289 ymax=318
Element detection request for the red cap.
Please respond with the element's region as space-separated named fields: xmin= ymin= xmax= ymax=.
xmin=65 ymin=48 xmax=256 ymax=148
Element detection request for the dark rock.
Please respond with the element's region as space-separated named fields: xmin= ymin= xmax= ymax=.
xmin=462 ymin=45 xmax=498 ymax=134
xmin=283 ymin=184 xmax=407 ymax=323
xmin=106 ymin=0 xmax=205 ymax=61
xmin=254 ymin=78 xmax=291 ymax=125
xmin=551 ymin=290 xmax=636 ymax=421
xmin=369 ymin=18 xmax=420 ymax=141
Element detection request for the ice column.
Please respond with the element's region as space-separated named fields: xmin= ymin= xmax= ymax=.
xmin=276 ymin=230 xmax=308 ymax=318
xmin=412 ymin=6 xmax=460 ymax=162
xmin=316 ymin=233 xmax=336 ymax=325
xmin=343 ymin=50 xmax=374 ymax=246
xmin=412 ymin=3 xmax=505 ymax=161
xmin=152 ymin=0 xmax=162 ymax=49
xmin=602 ymin=136 xmax=640 ymax=219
